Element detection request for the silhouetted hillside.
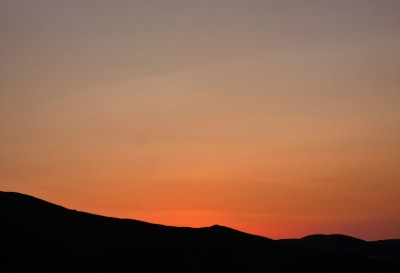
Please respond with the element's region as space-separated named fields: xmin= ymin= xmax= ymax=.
xmin=281 ymin=234 xmax=400 ymax=261
xmin=1 ymin=191 xmax=399 ymax=273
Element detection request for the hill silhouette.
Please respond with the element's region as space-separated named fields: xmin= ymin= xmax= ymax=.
xmin=1 ymin=191 xmax=399 ymax=273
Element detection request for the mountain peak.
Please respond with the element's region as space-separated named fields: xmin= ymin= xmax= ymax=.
xmin=210 ymin=224 xmax=225 ymax=228
xmin=301 ymin=234 xmax=367 ymax=243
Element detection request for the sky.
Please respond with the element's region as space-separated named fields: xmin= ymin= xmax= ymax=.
xmin=1 ymin=0 xmax=400 ymax=240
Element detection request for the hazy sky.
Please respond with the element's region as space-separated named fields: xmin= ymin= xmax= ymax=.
xmin=1 ymin=0 xmax=400 ymax=240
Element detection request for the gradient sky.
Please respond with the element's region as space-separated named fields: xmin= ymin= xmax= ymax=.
xmin=1 ymin=0 xmax=400 ymax=240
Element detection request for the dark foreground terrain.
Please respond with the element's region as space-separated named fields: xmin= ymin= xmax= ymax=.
xmin=1 ymin=191 xmax=399 ymax=273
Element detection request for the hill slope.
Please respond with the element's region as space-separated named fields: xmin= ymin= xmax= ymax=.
xmin=1 ymin=191 xmax=399 ymax=273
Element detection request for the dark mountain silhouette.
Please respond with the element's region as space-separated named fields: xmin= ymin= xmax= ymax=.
xmin=281 ymin=234 xmax=400 ymax=260
xmin=1 ymin=191 xmax=399 ymax=273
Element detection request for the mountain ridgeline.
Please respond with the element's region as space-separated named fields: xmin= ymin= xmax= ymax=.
xmin=1 ymin=191 xmax=399 ymax=273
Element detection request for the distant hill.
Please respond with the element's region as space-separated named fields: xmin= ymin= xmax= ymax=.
xmin=281 ymin=234 xmax=400 ymax=261
xmin=1 ymin=191 xmax=399 ymax=273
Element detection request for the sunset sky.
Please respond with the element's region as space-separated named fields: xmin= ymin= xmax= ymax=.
xmin=1 ymin=1 xmax=400 ymax=240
